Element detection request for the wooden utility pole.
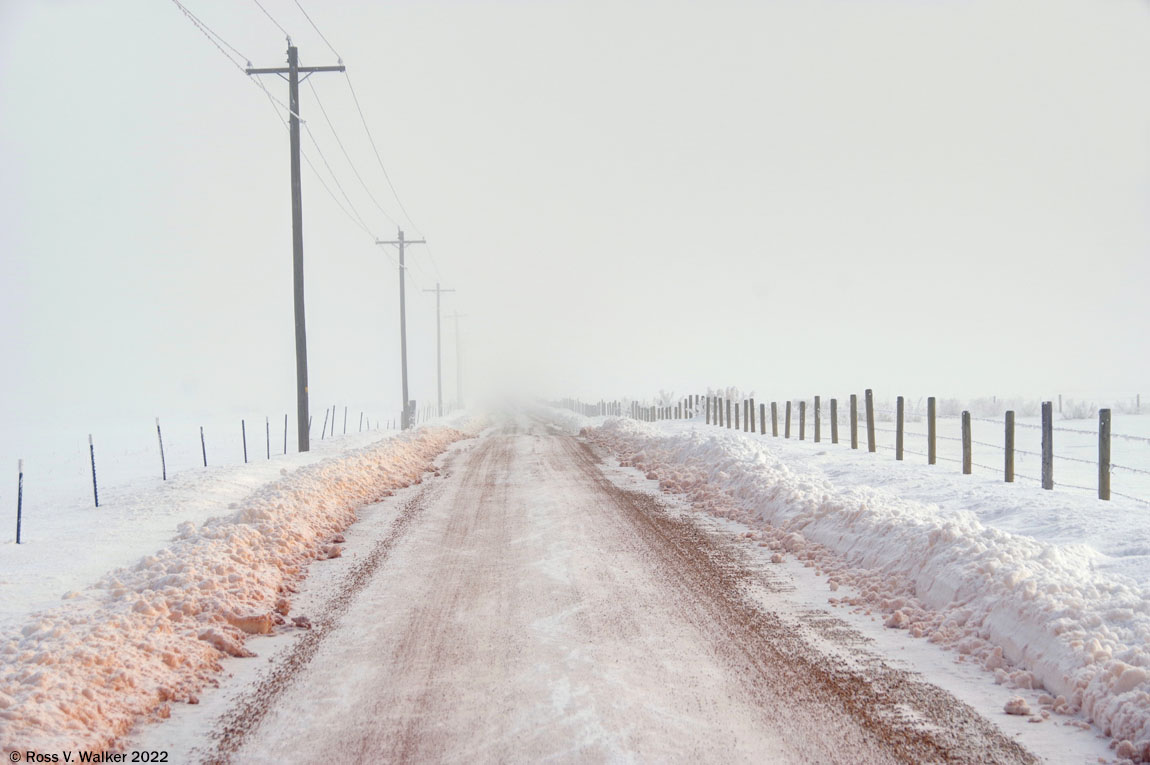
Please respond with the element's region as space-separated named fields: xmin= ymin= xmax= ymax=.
xmin=247 ymin=44 xmax=345 ymax=453
xmin=377 ymin=230 xmax=426 ymax=429
xmin=423 ymin=283 xmax=455 ymax=417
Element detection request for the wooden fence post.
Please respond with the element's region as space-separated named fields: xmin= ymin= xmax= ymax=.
xmin=201 ymin=426 xmax=208 ymax=467
xmin=1099 ymin=408 xmax=1111 ymax=500
xmin=760 ymin=403 xmax=766 ymax=435
xmin=771 ymin=402 xmax=778 ymax=436
xmin=785 ymin=401 xmax=792 ymax=438
xmin=813 ymin=396 xmax=821 ymax=442
xmin=156 ymin=418 xmax=167 ymax=481
xmin=962 ymin=411 xmax=972 ymax=475
xmin=896 ymin=396 xmax=904 ymax=461
xmin=16 ymin=459 xmax=23 ymax=544
xmin=830 ymin=398 xmax=838 ymax=444
xmin=799 ymin=401 xmax=806 ymax=440
xmin=89 ymin=435 xmax=99 ymax=508
xmin=735 ymin=402 xmax=740 ymax=430
xmin=865 ymin=389 xmax=876 ymax=453
xmin=927 ymin=397 xmax=936 ymax=465
xmin=743 ymin=400 xmax=749 ymax=432
xmin=1004 ymin=411 xmax=1014 ymax=482
xmin=1042 ymin=401 xmax=1054 ymax=490
xmin=850 ymin=394 xmax=858 ymax=449
xmin=750 ymin=398 xmax=756 ymax=433
xmin=706 ymin=396 xmax=711 ymax=425
xmin=242 ymin=419 xmax=248 ymax=464
xmin=344 ymin=406 xmax=348 ymax=435
xmin=726 ymin=399 xmax=732 ymax=429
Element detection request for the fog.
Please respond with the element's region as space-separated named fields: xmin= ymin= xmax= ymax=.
xmin=2 ymin=0 xmax=1148 ymax=441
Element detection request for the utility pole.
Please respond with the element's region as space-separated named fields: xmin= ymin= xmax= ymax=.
xmin=377 ymin=229 xmax=426 ymax=429
xmin=423 ymin=283 xmax=455 ymax=416
xmin=247 ymin=43 xmax=344 ymax=453
xmin=449 ymin=311 xmax=467 ymax=410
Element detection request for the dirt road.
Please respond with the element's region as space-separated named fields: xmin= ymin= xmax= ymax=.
xmin=198 ymin=419 xmax=1036 ymax=763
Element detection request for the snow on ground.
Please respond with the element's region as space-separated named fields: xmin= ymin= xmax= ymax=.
xmin=0 ymin=414 xmax=484 ymax=754
xmin=545 ymin=406 xmax=1150 ymax=761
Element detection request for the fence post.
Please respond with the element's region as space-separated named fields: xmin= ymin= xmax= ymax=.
xmin=799 ymin=401 xmax=806 ymax=440
xmin=814 ymin=396 xmax=821 ymax=443
xmin=749 ymin=398 xmax=756 ymax=432
xmin=726 ymin=399 xmax=732 ymax=429
xmin=735 ymin=402 xmax=740 ymax=430
xmin=927 ymin=397 xmax=936 ymax=465
xmin=321 ymin=408 xmax=329 ymax=440
xmin=16 ymin=459 xmax=24 ymax=544
xmin=156 ymin=418 xmax=167 ymax=481
xmin=1099 ymin=409 xmax=1111 ymax=501
xmin=760 ymin=402 xmax=766 ymax=435
xmin=896 ymin=396 xmax=904 ymax=460
xmin=1042 ymin=401 xmax=1054 ymax=490
xmin=89 ymin=435 xmax=99 ymax=507
xmin=242 ymin=419 xmax=248 ymax=464
xmin=1058 ymin=394 xmax=1062 ymax=415
xmin=284 ymin=414 xmax=288 ymax=454
xmin=1005 ymin=411 xmax=1015 ymax=483
xmin=865 ymin=389 xmax=876 ymax=453
xmin=266 ymin=416 xmax=271 ymax=460
xmin=201 ymin=426 xmax=208 ymax=467
xmin=850 ymin=394 xmax=858 ymax=449
xmin=744 ymin=400 xmax=750 ymax=432
xmin=830 ymin=398 xmax=838 ymax=444
xmin=706 ymin=396 xmax=711 ymax=425
xmin=785 ymin=401 xmax=792 ymax=438
xmin=771 ymin=402 xmax=778 ymax=436
xmin=962 ymin=411 xmax=972 ymax=475
xmin=343 ymin=406 xmax=348 ymax=435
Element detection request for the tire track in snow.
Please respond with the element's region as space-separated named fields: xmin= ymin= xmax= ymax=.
xmin=200 ymin=470 xmax=450 ymax=763
xmin=563 ymin=434 xmax=1037 ymax=764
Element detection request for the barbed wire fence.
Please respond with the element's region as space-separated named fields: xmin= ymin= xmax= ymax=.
xmin=557 ymin=391 xmax=1150 ymax=507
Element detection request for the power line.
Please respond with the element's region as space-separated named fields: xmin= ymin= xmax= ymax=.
xmin=170 ymin=0 xmax=250 ymax=67
xmin=287 ymin=0 xmax=441 ymax=281
xmin=170 ymin=0 xmax=440 ymax=299
xmin=169 ymin=0 xmax=302 ymax=120
xmin=302 ymin=122 xmax=374 ymax=235
xmin=292 ymin=0 xmax=342 ymax=61
xmin=343 ymin=72 xmax=429 ymax=243
xmin=306 ymin=78 xmax=400 ymax=231
xmin=251 ymin=0 xmax=291 ymax=39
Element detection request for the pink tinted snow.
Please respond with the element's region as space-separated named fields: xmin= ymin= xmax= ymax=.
xmin=578 ymin=415 xmax=1150 ymax=759
xmin=0 ymin=424 xmax=474 ymax=753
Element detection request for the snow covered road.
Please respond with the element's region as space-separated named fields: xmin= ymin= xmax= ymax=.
xmin=152 ymin=418 xmax=1036 ymax=763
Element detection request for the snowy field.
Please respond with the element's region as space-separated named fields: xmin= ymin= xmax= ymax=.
xmin=0 ymin=414 xmax=484 ymax=752
xmin=1 ymin=398 xmax=1147 ymax=760
xmin=545 ymin=405 xmax=1150 ymax=761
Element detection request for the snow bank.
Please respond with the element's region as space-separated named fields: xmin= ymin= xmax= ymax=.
xmin=0 ymin=421 xmax=479 ymax=753
xmin=576 ymin=414 xmax=1150 ymax=758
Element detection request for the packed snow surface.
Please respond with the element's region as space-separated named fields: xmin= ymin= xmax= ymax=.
xmin=0 ymin=419 xmax=481 ymax=752
xmin=552 ymin=409 xmax=1150 ymax=759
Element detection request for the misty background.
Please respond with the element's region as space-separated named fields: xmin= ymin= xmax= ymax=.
xmin=1 ymin=0 xmax=1148 ymax=458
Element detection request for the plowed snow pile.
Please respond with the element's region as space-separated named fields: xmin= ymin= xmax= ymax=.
xmin=566 ymin=412 xmax=1149 ymax=759
xmin=0 ymin=423 xmax=477 ymax=752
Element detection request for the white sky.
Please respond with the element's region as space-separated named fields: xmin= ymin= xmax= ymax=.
xmin=2 ymin=0 xmax=1148 ymax=431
